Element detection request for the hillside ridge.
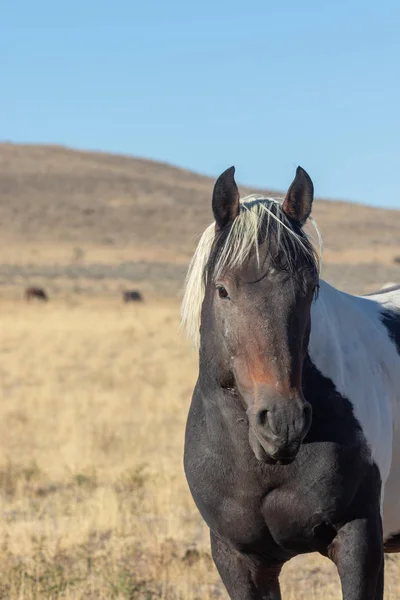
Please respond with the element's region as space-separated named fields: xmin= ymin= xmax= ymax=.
xmin=0 ymin=142 xmax=399 ymax=297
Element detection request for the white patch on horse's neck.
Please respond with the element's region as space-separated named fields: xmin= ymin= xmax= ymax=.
xmin=309 ymin=280 xmax=400 ymax=491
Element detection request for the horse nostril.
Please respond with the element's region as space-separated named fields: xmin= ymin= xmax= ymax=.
xmin=257 ymin=409 xmax=269 ymax=428
xmin=257 ymin=409 xmax=279 ymax=435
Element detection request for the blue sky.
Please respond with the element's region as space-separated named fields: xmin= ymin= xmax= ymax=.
xmin=2 ymin=0 xmax=400 ymax=207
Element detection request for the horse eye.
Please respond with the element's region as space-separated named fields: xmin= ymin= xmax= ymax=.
xmin=217 ymin=286 xmax=229 ymax=299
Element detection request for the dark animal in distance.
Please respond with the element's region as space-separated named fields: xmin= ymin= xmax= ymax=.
xmin=24 ymin=287 xmax=49 ymax=302
xmin=182 ymin=166 xmax=400 ymax=600
xmin=122 ymin=290 xmax=143 ymax=303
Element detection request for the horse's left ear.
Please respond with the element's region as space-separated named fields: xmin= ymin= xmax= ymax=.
xmin=282 ymin=166 xmax=314 ymax=227
xmin=212 ymin=166 xmax=240 ymax=230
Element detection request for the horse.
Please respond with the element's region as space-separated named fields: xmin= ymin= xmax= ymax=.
xmin=24 ymin=286 xmax=49 ymax=302
xmin=122 ymin=290 xmax=143 ymax=303
xmin=181 ymin=166 xmax=400 ymax=600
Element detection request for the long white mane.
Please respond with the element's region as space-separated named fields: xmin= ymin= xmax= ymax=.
xmin=181 ymin=195 xmax=322 ymax=348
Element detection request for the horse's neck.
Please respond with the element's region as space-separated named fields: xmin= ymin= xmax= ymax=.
xmin=308 ymin=279 xmax=395 ymax=397
xmin=309 ymin=281 xmax=400 ymax=488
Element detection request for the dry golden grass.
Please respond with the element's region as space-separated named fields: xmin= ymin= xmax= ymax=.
xmin=0 ymin=298 xmax=399 ymax=599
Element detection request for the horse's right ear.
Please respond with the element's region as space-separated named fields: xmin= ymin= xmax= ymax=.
xmin=212 ymin=166 xmax=240 ymax=230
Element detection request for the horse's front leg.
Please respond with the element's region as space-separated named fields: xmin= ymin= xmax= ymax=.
xmin=329 ymin=516 xmax=384 ymax=600
xmin=210 ymin=531 xmax=282 ymax=600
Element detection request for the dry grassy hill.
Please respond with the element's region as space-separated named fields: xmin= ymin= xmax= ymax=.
xmin=0 ymin=142 xmax=400 ymax=297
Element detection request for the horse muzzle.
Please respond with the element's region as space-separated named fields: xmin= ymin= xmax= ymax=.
xmin=247 ymin=396 xmax=312 ymax=465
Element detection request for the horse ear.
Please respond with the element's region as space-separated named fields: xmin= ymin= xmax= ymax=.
xmin=212 ymin=166 xmax=240 ymax=230
xmin=282 ymin=166 xmax=314 ymax=227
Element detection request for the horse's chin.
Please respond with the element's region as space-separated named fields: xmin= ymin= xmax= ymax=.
xmin=248 ymin=428 xmax=296 ymax=466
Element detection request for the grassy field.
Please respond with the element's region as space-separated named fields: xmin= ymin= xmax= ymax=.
xmin=0 ymin=142 xmax=399 ymax=598
xmin=0 ymin=297 xmax=399 ymax=599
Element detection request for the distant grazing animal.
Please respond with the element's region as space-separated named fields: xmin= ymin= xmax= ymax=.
xmin=182 ymin=165 xmax=400 ymax=600
xmin=122 ymin=290 xmax=143 ymax=303
xmin=25 ymin=287 xmax=48 ymax=302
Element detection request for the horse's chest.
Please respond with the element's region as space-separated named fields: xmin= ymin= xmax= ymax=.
xmin=186 ymin=434 xmax=374 ymax=556
xmin=187 ymin=455 xmax=339 ymax=555
xmin=186 ymin=436 xmax=332 ymax=552
xmin=185 ymin=387 xmax=381 ymax=554
xmin=185 ymin=444 xmax=267 ymax=545
xmin=259 ymin=478 xmax=340 ymax=553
